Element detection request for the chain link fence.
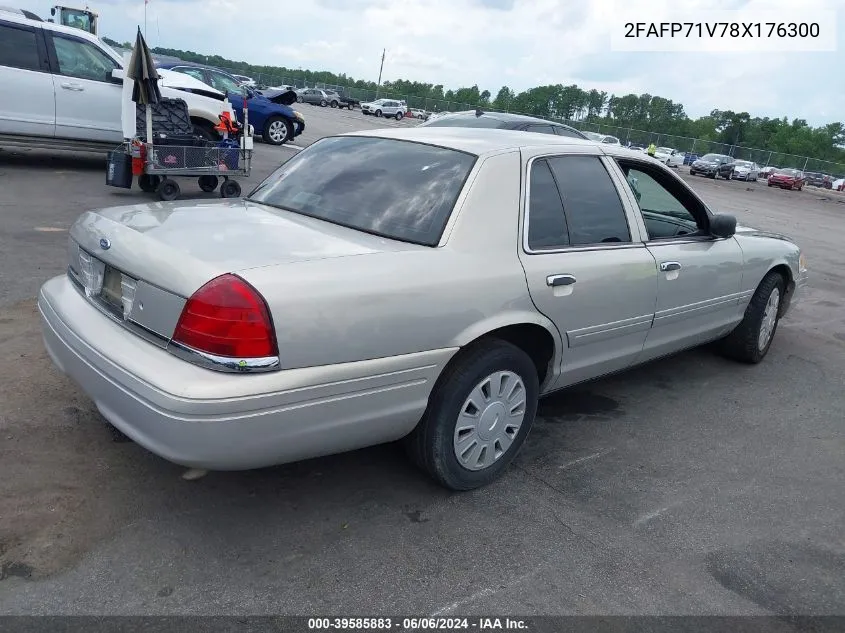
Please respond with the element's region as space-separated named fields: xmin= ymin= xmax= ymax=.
xmin=222 ymin=66 xmax=845 ymax=177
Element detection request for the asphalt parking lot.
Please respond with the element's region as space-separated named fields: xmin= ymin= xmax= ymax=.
xmin=1 ymin=106 xmax=844 ymax=616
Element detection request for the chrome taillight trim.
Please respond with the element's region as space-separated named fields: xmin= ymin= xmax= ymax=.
xmin=167 ymin=340 xmax=281 ymax=374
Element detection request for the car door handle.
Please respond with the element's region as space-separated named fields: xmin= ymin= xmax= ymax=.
xmin=61 ymin=83 xmax=84 ymax=91
xmin=547 ymin=274 xmax=577 ymax=287
xmin=660 ymin=261 xmax=681 ymax=272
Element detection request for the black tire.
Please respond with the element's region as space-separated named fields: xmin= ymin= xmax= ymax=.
xmin=157 ymin=179 xmax=180 ymax=202
xmin=330 ymin=100 xmax=338 ymax=108
xmin=320 ymin=99 xmax=327 ymax=107
xmin=198 ymin=175 xmax=218 ymax=192
xmin=395 ymin=111 xmax=403 ymax=121
xmin=348 ymin=103 xmax=354 ymax=110
xmin=375 ymin=109 xmax=383 ymax=117
xmin=138 ymin=174 xmax=160 ymax=193
xmin=711 ymin=172 xmax=718 ymax=179
xmin=404 ymin=339 xmax=539 ymax=491
xmin=192 ymin=122 xmax=218 ymax=141
xmin=262 ymin=116 xmax=293 ymax=145
xmin=220 ymin=179 xmax=241 ymax=198
xmin=296 ymin=96 xmax=303 ymax=103
xmin=689 ymin=169 xmax=696 ymax=176
xmin=718 ymin=271 xmax=786 ymax=364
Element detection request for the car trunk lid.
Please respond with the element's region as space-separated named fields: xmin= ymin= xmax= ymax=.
xmin=69 ymin=199 xmax=406 ymax=299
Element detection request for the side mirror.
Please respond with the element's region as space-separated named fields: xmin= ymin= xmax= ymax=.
xmin=710 ymin=213 xmax=737 ymax=238
xmin=110 ymin=68 xmax=124 ymax=83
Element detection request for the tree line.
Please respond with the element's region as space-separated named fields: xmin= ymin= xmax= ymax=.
xmin=104 ymin=39 xmax=844 ymax=171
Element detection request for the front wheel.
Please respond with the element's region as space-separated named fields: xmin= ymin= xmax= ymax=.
xmin=262 ymin=116 xmax=293 ymax=145
xmin=330 ymin=100 xmax=338 ymax=108
xmin=375 ymin=109 xmax=383 ymax=117
xmin=404 ymin=340 xmax=539 ymax=491
xmin=718 ymin=271 xmax=785 ymax=364
xmin=198 ymin=175 xmax=218 ymax=192
xmin=320 ymin=99 xmax=327 ymax=107
xmin=157 ymin=178 xmax=180 ymax=202
xmin=348 ymin=103 xmax=354 ymax=110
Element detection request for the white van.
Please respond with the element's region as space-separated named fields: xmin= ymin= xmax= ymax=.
xmin=0 ymin=7 xmax=229 ymax=152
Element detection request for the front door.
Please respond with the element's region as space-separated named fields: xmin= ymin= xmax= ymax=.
xmin=517 ymin=153 xmax=658 ymax=389
xmin=612 ymin=159 xmax=744 ymax=362
xmin=48 ymin=32 xmax=122 ymax=143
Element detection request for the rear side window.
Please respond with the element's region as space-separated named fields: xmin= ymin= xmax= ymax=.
xmin=424 ymin=115 xmax=507 ymax=129
xmin=0 ymin=24 xmax=40 ymax=71
xmin=525 ymin=124 xmax=556 ymax=135
xmin=527 ymin=160 xmax=569 ymax=250
xmin=546 ymin=156 xmax=631 ymax=245
xmin=247 ymin=136 xmax=476 ymax=247
xmin=553 ymin=126 xmax=585 ymax=139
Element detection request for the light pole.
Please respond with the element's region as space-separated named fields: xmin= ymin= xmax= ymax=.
xmin=376 ymin=48 xmax=385 ymax=99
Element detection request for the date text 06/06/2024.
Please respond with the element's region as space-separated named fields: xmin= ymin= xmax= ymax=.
xmin=306 ymin=617 xmax=529 ymax=630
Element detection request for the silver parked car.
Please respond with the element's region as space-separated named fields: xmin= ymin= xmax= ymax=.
xmin=299 ymin=88 xmax=342 ymax=108
xmin=361 ymin=98 xmax=406 ymax=119
xmin=731 ymin=160 xmax=760 ymax=181
xmin=39 ymin=128 xmax=808 ymax=490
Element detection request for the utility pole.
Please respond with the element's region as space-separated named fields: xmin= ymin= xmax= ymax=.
xmin=376 ymin=48 xmax=385 ymax=98
xmin=144 ymin=0 xmax=148 ymax=39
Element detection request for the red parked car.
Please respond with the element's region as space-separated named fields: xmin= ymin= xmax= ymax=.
xmin=767 ymin=168 xmax=805 ymax=191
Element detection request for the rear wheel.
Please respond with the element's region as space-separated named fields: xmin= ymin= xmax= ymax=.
xmin=138 ymin=174 xmax=160 ymax=193
xmin=330 ymin=100 xmax=338 ymax=108
xmin=198 ymin=175 xmax=219 ymax=192
xmin=220 ymin=179 xmax=241 ymax=198
xmin=263 ymin=116 xmax=292 ymax=145
xmin=395 ymin=111 xmax=403 ymax=121
xmin=718 ymin=271 xmax=785 ymax=364
xmin=404 ymin=340 xmax=539 ymax=491
xmin=348 ymin=103 xmax=354 ymax=110
xmin=157 ymin=178 xmax=180 ymax=202
xmin=192 ymin=122 xmax=218 ymax=141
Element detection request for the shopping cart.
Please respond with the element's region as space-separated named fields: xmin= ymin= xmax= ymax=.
xmin=137 ymin=141 xmax=253 ymax=201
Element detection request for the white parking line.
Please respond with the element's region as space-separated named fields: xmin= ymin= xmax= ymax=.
xmin=284 ymin=143 xmax=306 ymax=151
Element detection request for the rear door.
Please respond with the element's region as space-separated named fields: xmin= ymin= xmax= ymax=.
xmin=517 ymin=149 xmax=659 ymax=388
xmin=47 ymin=31 xmax=122 ymax=142
xmin=610 ymin=157 xmax=744 ymax=360
xmin=0 ymin=21 xmax=55 ymax=137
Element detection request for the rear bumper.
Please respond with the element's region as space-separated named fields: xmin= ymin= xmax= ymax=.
xmin=39 ymin=275 xmax=454 ymax=470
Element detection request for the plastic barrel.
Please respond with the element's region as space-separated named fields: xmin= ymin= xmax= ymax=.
xmin=106 ymin=150 xmax=133 ymax=189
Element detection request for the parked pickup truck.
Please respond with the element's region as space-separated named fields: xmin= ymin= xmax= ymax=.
xmin=0 ymin=7 xmax=236 ymax=153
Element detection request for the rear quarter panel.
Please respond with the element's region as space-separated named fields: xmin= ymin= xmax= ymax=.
xmin=238 ymin=150 xmax=560 ymax=371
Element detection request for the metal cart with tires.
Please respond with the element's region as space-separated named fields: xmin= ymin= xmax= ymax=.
xmin=139 ymin=142 xmax=253 ymax=201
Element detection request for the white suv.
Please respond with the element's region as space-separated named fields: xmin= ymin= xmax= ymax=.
xmin=0 ymin=8 xmax=230 ymax=151
xmin=361 ymin=99 xmax=407 ymax=120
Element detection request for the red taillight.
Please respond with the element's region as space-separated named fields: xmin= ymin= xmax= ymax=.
xmin=172 ymin=274 xmax=278 ymax=359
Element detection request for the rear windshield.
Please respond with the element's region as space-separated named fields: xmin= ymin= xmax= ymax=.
xmin=423 ymin=115 xmax=508 ymax=129
xmin=247 ymin=136 xmax=477 ymax=247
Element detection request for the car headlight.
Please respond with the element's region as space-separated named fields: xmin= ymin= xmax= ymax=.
xmin=799 ymin=253 xmax=808 ymax=272
xmin=293 ymin=111 xmax=304 ymax=121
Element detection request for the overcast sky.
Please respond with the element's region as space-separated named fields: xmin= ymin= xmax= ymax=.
xmin=21 ymin=0 xmax=844 ymax=125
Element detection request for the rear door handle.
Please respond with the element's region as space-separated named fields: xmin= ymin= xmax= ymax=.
xmin=61 ymin=83 xmax=84 ymax=91
xmin=547 ymin=274 xmax=577 ymax=287
xmin=660 ymin=261 xmax=681 ymax=272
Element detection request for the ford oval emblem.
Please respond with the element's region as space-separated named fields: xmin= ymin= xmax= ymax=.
xmin=99 ymin=238 xmax=111 ymax=250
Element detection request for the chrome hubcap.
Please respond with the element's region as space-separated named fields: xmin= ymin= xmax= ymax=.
xmin=453 ymin=371 xmax=527 ymax=471
xmin=758 ymin=287 xmax=780 ymax=351
xmin=268 ymin=121 xmax=286 ymax=143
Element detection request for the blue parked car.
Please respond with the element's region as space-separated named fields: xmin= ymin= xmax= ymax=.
xmin=156 ymin=62 xmax=305 ymax=145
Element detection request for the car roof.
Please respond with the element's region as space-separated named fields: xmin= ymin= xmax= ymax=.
xmin=432 ymin=110 xmax=572 ymax=126
xmin=157 ymin=61 xmax=236 ymax=77
xmin=341 ymin=126 xmax=636 ymax=157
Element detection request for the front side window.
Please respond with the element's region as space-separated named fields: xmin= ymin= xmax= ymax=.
xmin=53 ymin=35 xmax=116 ymax=82
xmin=546 ymin=156 xmax=631 ymax=245
xmin=208 ymin=70 xmax=242 ymax=93
xmin=617 ymin=161 xmax=706 ymax=240
xmin=247 ymin=137 xmax=476 ymax=247
xmin=174 ymin=66 xmax=206 ymax=83
xmin=553 ymin=126 xmax=585 ymax=139
xmin=0 ymin=24 xmax=40 ymax=71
